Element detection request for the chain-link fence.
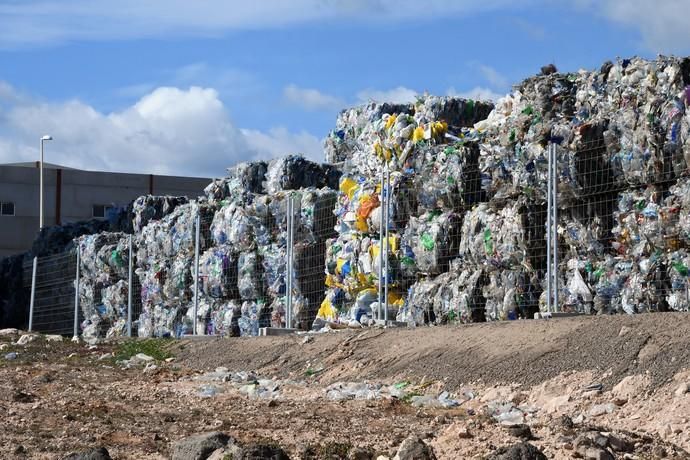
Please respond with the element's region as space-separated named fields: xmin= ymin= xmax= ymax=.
xmin=24 ymin=250 xmax=79 ymax=335
xmin=555 ymin=136 xmax=690 ymax=315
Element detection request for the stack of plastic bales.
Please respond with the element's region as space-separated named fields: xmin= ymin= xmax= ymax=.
xmin=191 ymin=155 xmax=339 ymax=336
xmin=76 ymin=232 xmax=131 ymax=340
xmin=317 ymin=95 xmax=502 ymax=327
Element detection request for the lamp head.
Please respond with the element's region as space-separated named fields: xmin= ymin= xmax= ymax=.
xmin=41 ymin=135 xmax=53 ymax=141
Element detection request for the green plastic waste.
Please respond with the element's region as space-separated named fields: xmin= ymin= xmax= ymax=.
xmin=483 ymin=229 xmax=493 ymax=254
xmin=673 ymin=261 xmax=689 ymax=277
xmin=421 ymin=233 xmax=434 ymax=251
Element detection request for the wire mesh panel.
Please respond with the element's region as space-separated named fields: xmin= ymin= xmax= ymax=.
xmin=24 ymin=250 xmax=78 ymax=335
xmin=557 ymin=137 xmax=690 ymax=315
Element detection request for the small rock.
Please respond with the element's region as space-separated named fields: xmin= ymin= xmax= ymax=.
xmin=0 ymin=343 xmax=8 ymax=351
xmin=171 ymin=432 xmax=231 ymax=460
xmin=594 ymin=434 xmax=609 ymax=448
xmin=133 ymin=353 xmax=154 ymax=362
xmin=16 ymin=334 xmax=37 ymax=346
xmin=488 ymin=442 xmax=547 ymax=460
xmin=652 ymin=445 xmax=667 ymax=458
xmin=4 ymin=352 xmax=18 ymax=360
xmin=98 ymin=353 xmax=111 ymax=361
xmin=584 ymin=447 xmax=614 ymax=460
xmin=45 ymin=334 xmax=63 ymax=342
xmin=376 ymin=457 xmax=391 ymax=460
xmin=62 ymin=447 xmax=112 ymax=460
xmin=165 ymin=357 xmax=175 ymax=363
xmin=674 ymin=383 xmax=689 ymax=396
xmin=506 ymin=424 xmax=533 ymax=440
xmin=559 ymin=415 xmax=574 ymax=430
xmin=267 ymin=399 xmax=278 ymax=408
xmin=457 ymin=426 xmax=473 ymax=439
xmin=393 ymin=436 xmax=436 ymax=460
xmin=588 ymin=403 xmax=616 ymax=417
xmin=612 ymin=397 xmax=628 ymax=406
xmin=67 ymin=353 xmax=78 ymax=359
xmin=12 ymin=390 xmax=36 ymax=403
xmin=14 ymin=445 xmax=26 ymax=455
xmin=348 ymin=447 xmax=375 ymax=460
xmin=302 ymin=336 xmax=314 ymax=344
xmin=618 ymin=326 xmax=632 ymax=337
xmin=608 ymin=435 xmax=633 ymax=453
xmin=0 ymin=328 xmax=20 ymax=335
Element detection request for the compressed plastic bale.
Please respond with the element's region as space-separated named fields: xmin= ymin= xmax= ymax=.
xmin=482 ymin=269 xmax=540 ymax=321
xmin=210 ymin=201 xmax=271 ymax=250
xmin=237 ymin=300 xmax=266 ymax=337
xmin=409 ymin=142 xmax=485 ymax=212
xmin=77 ymin=233 xmax=125 ymax=283
xmin=431 ymin=266 xmax=485 ymax=324
xmin=198 ymin=244 xmax=239 ymax=299
xmin=402 ymin=211 xmax=462 ymax=276
xmin=162 ymin=256 xmax=192 ymax=302
xmin=269 ymin=188 xmax=338 ymax=242
xmin=665 ymin=250 xmax=690 ymax=312
xmin=665 ymin=178 xmax=690 ymax=247
xmin=263 ymin=155 xmax=337 ymax=194
xmin=611 ymin=186 xmax=669 ymax=257
xmin=95 ymin=236 xmax=130 ymax=280
xmin=100 ymin=280 xmax=128 ymax=338
xmin=459 ymin=200 xmax=546 ymax=269
xmin=208 ymin=300 xmax=242 ymax=336
xmin=132 ymin=195 xmax=188 ymax=232
xmin=137 ymin=303 xmax=185 ymax=338
xmin=398 ymin=280 xmax=438 ymax=326
xmin=238 ymin=251 xmax=264 ymax=300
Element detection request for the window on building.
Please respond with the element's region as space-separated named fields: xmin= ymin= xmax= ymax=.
xmin=92 ymin=204 xmax=114 ymax=219
xmin=1 ymin=201 xmax=15 ymax=216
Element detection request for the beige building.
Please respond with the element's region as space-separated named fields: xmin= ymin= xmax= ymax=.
xmin=0 ymin=162 xmax=210 ymax=256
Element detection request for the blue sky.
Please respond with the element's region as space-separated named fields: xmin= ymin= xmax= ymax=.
xmin=1 ymin=0 xmax=689 ymax=177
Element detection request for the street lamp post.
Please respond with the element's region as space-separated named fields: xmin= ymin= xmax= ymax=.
xmin=39 ymin=135 xmax=53 ymax=230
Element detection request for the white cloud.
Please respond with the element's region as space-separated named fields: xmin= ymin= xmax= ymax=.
xmin=574 ymin=0 xmax=690 ymax=51
xmin=0 ymin=82 xmax=324 ymax=177
xmin=282 ymin=84 xmax=344 ymax=111
xmin=477 ymin=64 xmax=509 ymax=89
xmin=447 ymin=86 xmax=506 ymax=102
xmin=242 ymin=127 xmax=322 ymax=162
xmin=356 ymin=86 xmax=419 ymax=104
xmin=0 ymin=0 xmax=520 ymax=48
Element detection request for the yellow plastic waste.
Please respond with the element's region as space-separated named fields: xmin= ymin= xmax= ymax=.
xmin=412 ymin=126 xmax=425 ymax=142
xmin=384 ymin=114 xmax=397 ymax=130
xmin=370 ymin=236 xmax=399 ymax=259
xmin=340 ymin=177 xmax=358 ymax=200
xmin=357 ymin=194 xmax=379 ymax=219
xmin=335 ymin=257 xmax=347 ymax=275
xmin=317 ymin=298 xmax=338 ymax=321
xmin=431 ymin=121 xmax=448 ymax=138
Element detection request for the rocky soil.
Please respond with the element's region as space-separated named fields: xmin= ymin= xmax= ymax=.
xmin=1 ymin=313 xmax=690 ymax=459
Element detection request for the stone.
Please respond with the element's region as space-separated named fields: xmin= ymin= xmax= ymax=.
xmin=16 ymin=334 xmax=37 ymax=346
xmin=45 ymin=334 xmax=63 ymax=342
xmin=457 ymin=426 xmax=473 ymax=439
xmin=611 ymin=375 xmax=650 ymax=400
xmin=488 ymin=442 xmax=547 ymax=460
xmin=559 ymin=415 xmax=574 ymax=430
xmin=4 ymin=352 xmax=18 ymax=360
xmin=674 ymin=383 xmax=689 ymax=397
xmin=393 ymin=436 xmax=436 ymax=460
xmin=133 ymin=353 xmax=154 ymax=362
xmin=506 ymin=424 xmax=533 ymax=440
xmin=62 ymin=447 xmax=112 ymax=460
xmin=237 ymin=443 xmax=289 ymax=459
xmin=0 ymin=328 xmax=20 ymax=336
xmin=608 ymin=435 xmax=633 ymax=453
xmin=618 ymin=326 xmax=632 ymax=337
xmin=171 ymin=432 xmax=231 ymax=460
xmin=584 ymin=447 xmax=614 ymax=460
xmin=588 ymin=403 xmax=616 ymax=417
xmin=348 ymin=447 xmax=375 ymax=460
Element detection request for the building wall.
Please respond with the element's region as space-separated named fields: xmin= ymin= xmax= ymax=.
xmin=0 ymin=165 xmax=210 ymax=257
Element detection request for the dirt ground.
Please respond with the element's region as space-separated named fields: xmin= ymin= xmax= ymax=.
xmin=2 ymin=313 xmax=690 ymax=459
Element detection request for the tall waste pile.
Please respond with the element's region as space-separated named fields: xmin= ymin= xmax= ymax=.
xmin=75 ymin=156 xmax=340 ymax=340
xmin=317 ymin=56 xmax=690 ymax=327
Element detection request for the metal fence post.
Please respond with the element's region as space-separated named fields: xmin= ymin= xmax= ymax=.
xmin=547 ymin=143 xmax=553 ymax=314
xmin=286 ymin=195 xmax=294 ymax=328
xmin=193 ymin=212 xmax=201 ymax=335
xmin=73 ymin=247 xmax=80 ymax=339
xmin=127 ymin=234 xmax=133 ymax=337
xmin=384 ymin=161 xmax=390 ymax=322
xmin=552 ymin=143 xmax=559 ymax=312
xmin=28 ymin=256 xmax=37 ymax=332
xmin=378 ymin=166 xmax=385 ymax=321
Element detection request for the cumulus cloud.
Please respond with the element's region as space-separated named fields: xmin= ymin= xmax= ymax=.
xmin=282 ymin=84 xmax=344 ymax=111
xmin=0 ymin=83 xmax=323 ymax=177
xmin=477 ymin=64 xmax=509 ymax=89
xmin=0 ymin=0 xmax=519 ymax=48
xmin=574 ymin=0 xmax=690 ymax=52
xmin=356 ymin=86 xmax=419 ymax=104
xmin=447 ymin=86 xmax=506 ymax=102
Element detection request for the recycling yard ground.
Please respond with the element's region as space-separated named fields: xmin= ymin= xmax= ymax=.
xmin=2 ymin=314 xmax=690 ymax=459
